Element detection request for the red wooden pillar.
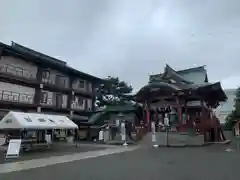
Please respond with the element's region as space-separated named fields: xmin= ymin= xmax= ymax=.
xmin=0 ymin=47 xmax=3 ymax=56
xmin=176 ymin=97 xmax=182 ymax=124
xmin=200 ymin=100 xmax=206 ymax=125
xmin=200 ymin=100 xmax=208 ymax=138
xmin=176 ymin=97 xmax=183 ymax=132
xmin=146 ymin=104 xmax=150 ymax=125
xmin=145 ymin=101 xmax=150 ymax=129
xmin=184 ymin=100 xmax=188 ymax=125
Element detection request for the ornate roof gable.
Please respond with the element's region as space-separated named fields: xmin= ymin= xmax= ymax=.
xmin=162 ymin=64 xmax=194 ymax=84
xmin=149 ymin=64 xmax=193 ymax=85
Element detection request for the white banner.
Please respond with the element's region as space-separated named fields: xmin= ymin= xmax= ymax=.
xmin=99 ymin=130 xmax=104 ymax=140
xmin=151 ymin=121 xmax=156 ymax=134
xmin=121 ymin=122 xmax=126 ymax=141
xmin=6 ymin=139 xmax=22 ymax=159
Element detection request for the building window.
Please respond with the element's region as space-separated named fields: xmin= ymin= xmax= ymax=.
xmin=79 ymin=80 xmax=85 ymax=88
xmin=56 ymin=93 xmax=63 ymax=108
xmin=76 ymin=97 xmax=84 ymax=106
xmin=169 ymin=79 xmax=176 ymax=84
xmin=87 ymin=99 xmax=92 ymax=110
xmin=5 ymin=119 xmax=12 ymax=123
xmin=88 ymin=83 xmax=92 ymax=92
xmin=48 ymin=119 xmax=55 ymax=123
xmin=24 ymin=117 xmax=32 ymax=122
xmin=40 ymin=91 xmax=48 ymax=103
xmin=38 ymin=118 xmax=46 ymax=122
xmin=56 ymin=75 xmax=66 ymax=87
xmin=42 ymin=70 xmax=50 ymax=79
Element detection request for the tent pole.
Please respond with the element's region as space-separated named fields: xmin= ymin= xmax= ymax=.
xmin=52 ymin=129 xmax=54 ymax=142
xmin=45 ymin=130 xmax=47 ymax=142
xmin=65 ymin=129 xmax=67 ymax=141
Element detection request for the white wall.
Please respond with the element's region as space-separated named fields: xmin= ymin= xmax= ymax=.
xmin=179 ymin=70 xmax=206 ymax=84
xmin=0 ymin=82 xmax=35 ymax=103
xmin=61 ymin=94 xmax=68 ymax=108
xmin=0 ymin=56 xmax=38 ymax=79
xmin=87 ymin=99 xmax=92 ymax=110
xmin=88 ymin=82 xmax=92 ymax=92
xmin=216 ymin=89 xmax=236 ymax=124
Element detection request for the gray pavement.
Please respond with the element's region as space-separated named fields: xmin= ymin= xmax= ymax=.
xmin=1 ymin=144 xmax=240 ymax=180
xmin=0 ymin=143 xmax=107 ymax=164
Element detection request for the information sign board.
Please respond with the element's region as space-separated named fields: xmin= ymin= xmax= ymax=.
xmin=6 ymin=139 xmax=22 ymax=159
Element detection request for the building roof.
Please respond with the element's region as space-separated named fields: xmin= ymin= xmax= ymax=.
xmin=0 ymin=41 xmax=104 ymax=82
xmin=11 ymin=42 xmax=67 ymax=66
xmin=177 ymin=65 xmax=206 ymax=74
xmin=163 ymin=64 xmax=194 ymax=84
xmin=150 ymin=64 xmax=208 ymax=84
xmin=134 ymin=64 xmax=227 ymax=107
xmin=81 ymin=104 xmax=139 ymax=125
xmin=0 ymin=111 xmax=78 ymax=130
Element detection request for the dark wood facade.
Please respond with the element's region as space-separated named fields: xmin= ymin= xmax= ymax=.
xmin=0 ymin=41 xmax=103 ymax=125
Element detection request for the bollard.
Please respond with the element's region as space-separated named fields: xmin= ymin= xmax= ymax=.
xmin=164 ymin=114 xmax=169 ymax=147
xmin=121 ymin=121 xmax=128 ymax=146
xmin=103 ymin=126 xmax=110 ymax=142
xmin=151 ymin=121 xmax=158 ymax=148
xmin=98 ymin=129 xmax=104 ymax=141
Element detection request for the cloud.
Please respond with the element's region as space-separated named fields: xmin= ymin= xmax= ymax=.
xmin=221 ymin=75 xmax=240 ymax=89
xmin=1 ymin=0 xmax=240 ymax=91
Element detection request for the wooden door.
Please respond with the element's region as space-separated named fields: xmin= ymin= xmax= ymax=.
xmin=56 ymin=93 xmax=63 ymax=108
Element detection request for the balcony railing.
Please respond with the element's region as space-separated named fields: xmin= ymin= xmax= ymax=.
xmin=41 ymin=78 xmax=54 ymax=85
xmin=40 ymin=98 xmax=53 ymax=106
xmin=42 ymin=77 xmax=69 ymax=88
xmin=0 ymin=64 xmax=36 ymax=79
xmin=71 ymin=102 xmax=85 ymax=110
xmin=40 ymin=97 xmax=68 ymax=108
xmin=0 ymin=90 xmax=34 ymax=104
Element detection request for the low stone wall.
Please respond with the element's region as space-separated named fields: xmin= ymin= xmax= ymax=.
xmin=223 ymin=130 xmax=234 ymax=140
xmin=141 ymin=132 xmax=205 ymax=147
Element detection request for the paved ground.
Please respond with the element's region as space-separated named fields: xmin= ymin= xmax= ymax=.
xmin=0 ymin=143 xmax=240 ymax=180
xmin=0 ymin=143 xmax=107 ymax=164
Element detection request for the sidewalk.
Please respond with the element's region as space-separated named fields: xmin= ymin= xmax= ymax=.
xmin=0 ymin=146 xmax=138 ymax=174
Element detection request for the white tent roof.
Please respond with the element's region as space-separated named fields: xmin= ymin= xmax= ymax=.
xmin=0 ymin=111 xmax=78 ymax=130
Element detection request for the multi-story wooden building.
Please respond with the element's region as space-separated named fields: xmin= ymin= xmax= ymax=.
xmin=0 ymin=41 xmax=103 ymax=126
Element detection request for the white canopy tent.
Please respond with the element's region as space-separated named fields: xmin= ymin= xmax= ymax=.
xmin=0 ymin=111 xmax=78 ymax=130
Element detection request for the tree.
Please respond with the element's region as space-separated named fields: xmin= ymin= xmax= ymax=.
xmin=224 ymin=87 xmax=240 ymax=130
xmin=95 ymin=76 xmax=133 ymax=107
xmin=234 ymin=87 xmax=240 ymax=117
xmin=224 ymin=112 xmax=234 ymax=130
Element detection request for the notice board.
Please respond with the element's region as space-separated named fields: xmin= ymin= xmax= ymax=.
xmin=6 ymin=139 xmax=22 ymax=159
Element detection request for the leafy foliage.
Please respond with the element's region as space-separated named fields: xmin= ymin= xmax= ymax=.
xmin=224 ymin=112 xmax=234 ymax=130
xmin=234 ymin=88 xmax=240 ymax=117
xmin=224 ymin=87 xmax=240 ymax=129
xmin=95 ymin=76 xmax=133 ymax=107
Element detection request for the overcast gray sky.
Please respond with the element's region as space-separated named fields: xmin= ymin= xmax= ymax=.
xmin=1 ymin=0 xmax=240 ymax=91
